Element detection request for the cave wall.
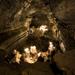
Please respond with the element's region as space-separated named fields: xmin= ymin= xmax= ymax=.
xmin=49 ymin=0 xmax=75 ymax=50
xmin=0 ymin=0 xmax=25 ymax=32
xmin=0 ymin=0 xmax=75 ymax=50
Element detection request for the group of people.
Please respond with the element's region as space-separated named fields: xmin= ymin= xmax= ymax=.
xmin=6 ymin=41 xmax=58 ymax=64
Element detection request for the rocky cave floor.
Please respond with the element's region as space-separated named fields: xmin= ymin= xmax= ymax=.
xmin=0 ymin=50 xmax=75 ymax=75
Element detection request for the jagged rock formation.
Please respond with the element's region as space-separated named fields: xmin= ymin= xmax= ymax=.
xmin=0 ymin=0 xmax=75 ymax=75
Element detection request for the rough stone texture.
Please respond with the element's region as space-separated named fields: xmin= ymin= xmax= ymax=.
xmin=0 ymin=0 xmax=25 ymax=31
xmin=0 ymin=0 xmax=75 ymax=75
xmin=49 ymin=0 xmax=75 ymax=50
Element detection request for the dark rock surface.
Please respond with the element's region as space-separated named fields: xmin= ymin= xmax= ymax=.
xmin=49 ymin=0 xmax=75 ymax=50
xmin=0 ymin=0 xmax=75 ymax=75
